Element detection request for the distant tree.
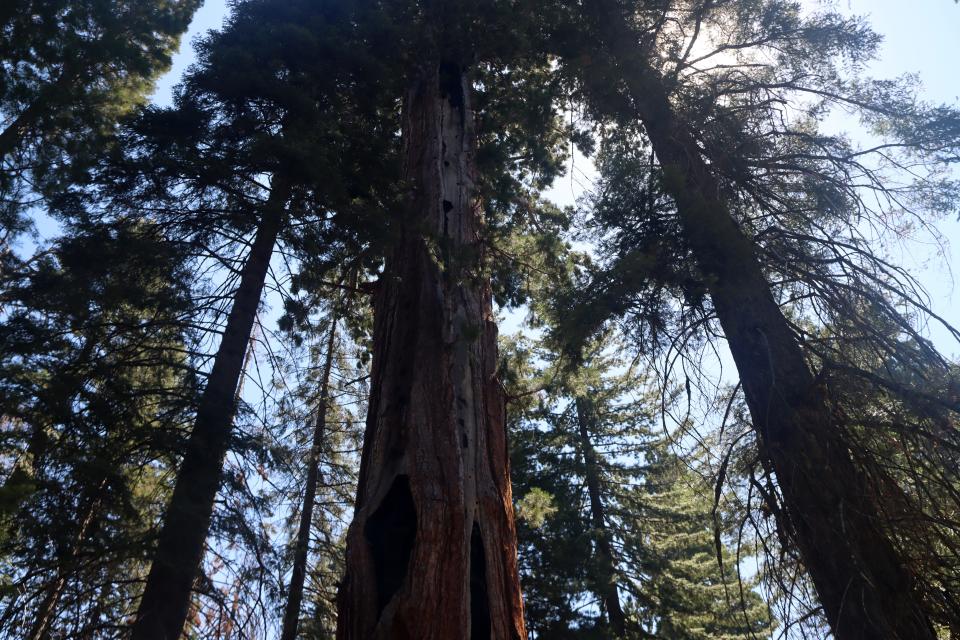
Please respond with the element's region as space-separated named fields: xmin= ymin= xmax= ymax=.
xmin=506 ymin=333 xmax=772 ymax=639
xmin=275 ymin=273 xmax=371 ymax=640
xmin=0 ymin=219 xmax=194 ymax=638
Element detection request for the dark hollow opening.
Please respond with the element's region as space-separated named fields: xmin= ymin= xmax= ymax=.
xmin=438 ymin=61 xmax=466 ymax=116
xmin=364 ymin=475 xmax=417 ymax=617
xmin=470 ymin=521 xmax=491 ymax=640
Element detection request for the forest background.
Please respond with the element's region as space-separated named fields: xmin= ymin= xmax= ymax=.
xmin=3 ymin=0 xmax=960 ymax=638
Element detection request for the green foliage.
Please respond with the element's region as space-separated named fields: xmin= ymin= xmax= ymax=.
xmin=0 ymin=219 xmax=195 ymax=632
xmin=505 ymin=333 xmax=773 ymax=639
xmin=0 ymin=0 xmax=200 ymax=234
xmin=517 ymin=487 xmax=559 ymax=529
xmin=272 ymin=286 xmax=370 ymax=639
xmin=4 ymin=0 xmax=960 ymax=636
xmin=535 ymin=3 xmax=960 ymax=632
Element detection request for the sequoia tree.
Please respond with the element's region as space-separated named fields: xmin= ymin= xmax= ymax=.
xmin=336 ymin=59 xmax=526 ymax=640
xmin=333 ymin=0 xmax=581 ymax=633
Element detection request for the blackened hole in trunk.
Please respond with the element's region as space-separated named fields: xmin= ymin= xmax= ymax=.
xmin=365 ymin=475 xmax=417 ymax=617
xmin=470 ymin=521 xmax=491 ymax=640
xmin=438 ymin=61 xmax=465 ymax=118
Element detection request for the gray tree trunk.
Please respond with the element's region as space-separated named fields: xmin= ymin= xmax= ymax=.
xmin=280 ymin=306 xmax=339 ymax=640
xmin=574 ymin=397 xmax=627 ymax=636
xmin=582 ymin=1 xmax=936 ymax=638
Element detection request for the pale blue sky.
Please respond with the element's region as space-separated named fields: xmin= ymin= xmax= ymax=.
xmin=150 ymin=0 xmax=229 ymax=106
xmin=842 ymin=0 xmax=960 ymax=352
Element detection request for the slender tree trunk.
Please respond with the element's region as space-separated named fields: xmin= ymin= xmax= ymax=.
xmin=131 ymin=180 xmax=290 ymax=640
xmin=574 ymin=398 xmax=626 ymax=636
xmin=280 ymin=307 xmax=339 ymax=640
xmin=336 ymin=63 xmax=526 ymax=640
xmin=582 ymin=2 xmax=936 ymax=638
xmin=25 ymin=477 xmax=108 ymax=640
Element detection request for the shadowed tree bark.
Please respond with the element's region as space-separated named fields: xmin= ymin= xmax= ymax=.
xmin=579 ymin=1 xmax=936 ymax=638
xmin=336 ymin=62 xmax=526 ymax=640
xmin=131 ymin=179 xmax=290 ymax=640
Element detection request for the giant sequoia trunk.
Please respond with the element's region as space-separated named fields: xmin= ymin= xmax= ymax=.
xmin=280 ymin=305 xmax=338 ymax=640
xmin=131 ymin=181 xmax=289 ymax=640
xmin=583 ymin=1 xmax=935 ymax=638
xmin=574 ymin=397 xmax=626 ymax=636
xmin=336 ymin=64 xmax=526 ymax=640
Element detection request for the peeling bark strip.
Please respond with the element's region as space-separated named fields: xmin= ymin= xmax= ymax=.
xmin=336 ymin=64 xmax=526 ymax=639
xmin=131 ymin=180 xmax=290 ymax=640
xmin=582 ymin=1 xmax=936 ymax=637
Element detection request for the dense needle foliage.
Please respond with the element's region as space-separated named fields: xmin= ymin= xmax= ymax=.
xmin=1 ymin=0 xmax=959 ymax=638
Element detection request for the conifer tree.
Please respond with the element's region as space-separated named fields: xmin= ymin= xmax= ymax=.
xmin=271 ymin=272 xmax=372 ymax=639
xmin=54 ymin=1 xmax=404 ymax=635
xmin=335 ymin=1 xmax=567 ymax=636
xmin=276 ymin=272 xmax=374 ymax=640
xmin=336 ymin=47 xmax=528 ymax=640
xmin=0 ymin=219 xmax=194 ymax=637
xmin=5 ymin=0 xmax=959 ymax=637
xmin=532 ymin=1 xmax=960 ymax=636
xmin=0 ymin=0 xmax=200 ymax=238
xmin=506 ymin=334 xmax=772 ymax=639
xmin=280 ymin=299 xmax=340 ymax=640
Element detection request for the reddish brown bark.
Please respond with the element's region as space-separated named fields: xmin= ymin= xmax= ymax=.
xmin=582 ymin=2 xmax=936 ymax=638
xmin=336 ymin=63 xmax=526 ymax=640
xmin=131 ymin=180 xmax=289 ymax=640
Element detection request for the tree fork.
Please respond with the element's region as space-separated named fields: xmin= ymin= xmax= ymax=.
xmin=279 ymin=303 xmax=339 ymax=640
xmin=131 ymin=179 xmax=290 ymax=640
xmin=581 ymin=1 xmax=936 ymax=637
xmin=336 ymin=63 xmax=526 ymax=639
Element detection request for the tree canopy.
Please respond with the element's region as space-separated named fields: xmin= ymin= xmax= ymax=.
xmin=1 ymin=1 xmax=959 ymax=638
